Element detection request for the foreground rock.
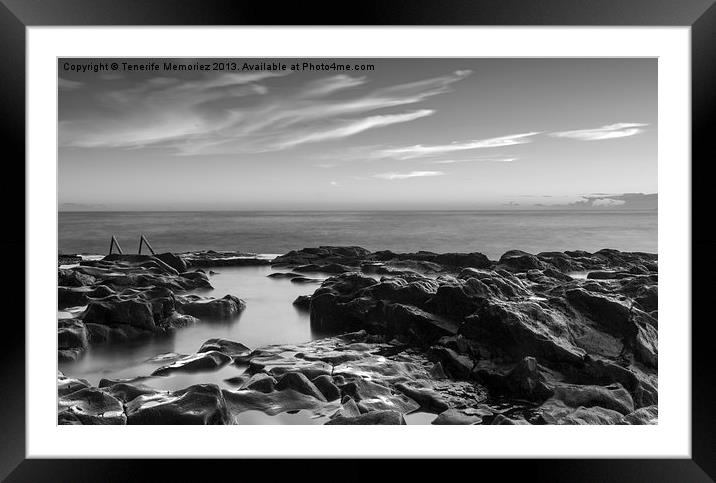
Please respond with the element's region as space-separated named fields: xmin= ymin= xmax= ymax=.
xmin=58 ymin=246 xmax=657 ymax=425
xmin=282 ymin=246 xmax=658 ymax=424
xmin=57 ymin=254 xmax=245 ymax=361
xmin=126 ymin=384 xmax=232 ymax=425
xmin=59 ymin=331 xmax=495 ymax=425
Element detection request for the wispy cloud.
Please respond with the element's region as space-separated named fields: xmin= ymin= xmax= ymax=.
xmin=272 ymin=109 xmax=434 ymax=150
xmin=60 ymin=69 xmax=471 ymax=155
xmin=549 ymin=123 xmax=648 ymax=141
xmin=374 ymin=132 xmax=539 ymax=160
xmin=58 ymin=78 xmax=84 ymax=90
xmin=301 ymin=75 xmax=367 ymax=97
xmin=373 ymin=170 xmax=445 ymax=180
xmin=430 ymin=156 xmax=517 ymax=164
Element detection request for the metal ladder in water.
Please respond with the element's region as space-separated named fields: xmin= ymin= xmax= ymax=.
xmin=108 ymin=235 xmax=156 ymax=255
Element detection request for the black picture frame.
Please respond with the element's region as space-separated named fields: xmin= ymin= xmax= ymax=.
xmin=2 ymin=1 xmax=714 ymax=481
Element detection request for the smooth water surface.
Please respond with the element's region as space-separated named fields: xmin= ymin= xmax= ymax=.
xmin=59 ymin=210 xmax=657 ymax=260
xmin=59 ymin=265 xmax=324 ymax=388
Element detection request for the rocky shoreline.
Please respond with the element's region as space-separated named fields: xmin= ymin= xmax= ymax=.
xmin=57 ymin=246 xmax=658 ymax=425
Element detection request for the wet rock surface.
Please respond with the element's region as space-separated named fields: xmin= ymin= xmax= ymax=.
xmin=181 ymin=250 xmax=271 ymax=268
xmin=57 ymin=254 xmax=245 ymax=360
xmin=58 ymin=246 xmax=657 ymax=424
xmin=271 ymin=246 xmax=658 ymax=424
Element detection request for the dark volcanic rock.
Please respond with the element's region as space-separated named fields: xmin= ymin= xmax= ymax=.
xmin=240 ymin=373 xmax=277 ymax=393
xmin=325 ymin=410 xmax=406 ymax=425
xmin=474 ymin=356 xmax=556 ymax=402
xmin=434 ymin=252 xmax=492 ymax=269
xmin=182 ymin=251 xmax=270 ymax=268
xmin=100 ymin=380 xmax=163 ymax=403
xmin=293 ymin=295 xmax=312 ymax=310
xmin=551 ymin=383 xmax=634 ymax=415
xmin=126 ymin=384 xmax=231 ymax=424
xmin=60 ymin=256 xmax=220 ymax=354
xmin=275 ymin=372 xmax=327 ymax=401
xmin=58 ymin=386 xmax=126 ymax=425
xmin=498 ymin=250 xmax=546 ymax=272
xmin=623 ymin=405 xmax=658 ymax=425
xmin=152 ymin=351 xmax=232 ymax=376
xmin=59 ymin=268 xmax=96 ymax=287
xmin=58 ymin=246 xmax=658 ymax=425
xmin=394 ymin=382 xmax=449 ymax=412
xmin=155 ymin=252 xmax=188 ymax=273
xmin=427 ymin=347 xmax=475 ymax=379
xmin=58 ymin=319 xmax=88 ymax=352
xmin=491 ymin=414 xmax=531 ymax=425
xmin=178 ymin=294 xmax=246 ymax=319
xmin=272 ymin=246 xmax=371 ymax=268
xmin=462 ymin=300 xmax=586 ymax=364
xmin=300 ymin=247 xmax=657 ymax=424
xmin=58 ymin=254 xmax=83 ymax=266
xmin=290 ymin=276 xmax=323 ymax=284
xmin=82 ymin=292 xmax=166 ymax=331
xmin=58 ymin=371 xmax=91 ymax=397
xmin=198 ymin=338 xmax=250 ymax=357
xmin=538 ymin=399 xmax=625 ymax=425
xmin=311 ymin=375 xmax=342 ymax=401
xmin=294 ymin=263 xmax=354 ymax=274
xmin=268 ymin=272 xmax=302 ymax=279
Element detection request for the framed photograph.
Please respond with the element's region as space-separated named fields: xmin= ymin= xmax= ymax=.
xmin=4 ymin=0 xmax=714 ymax=480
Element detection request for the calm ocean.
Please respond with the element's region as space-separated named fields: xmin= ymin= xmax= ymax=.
xmin=58 ymin=210 xmax=657 ymax=259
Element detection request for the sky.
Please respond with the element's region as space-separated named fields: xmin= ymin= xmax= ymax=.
xmin=58 ymin=58 xmax=657 ymax=211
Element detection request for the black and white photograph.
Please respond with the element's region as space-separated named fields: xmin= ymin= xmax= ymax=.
xmin=57 ymin=57 xmax=658 ymax=426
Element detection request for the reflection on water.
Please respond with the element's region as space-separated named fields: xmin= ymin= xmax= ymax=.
xmin=404 ymin=411 xmax=438 ymax=425
xmin=235 ymin=409 xmax=334 ymax=425
xmin=59 ymin=265 xmax=324 ymax=387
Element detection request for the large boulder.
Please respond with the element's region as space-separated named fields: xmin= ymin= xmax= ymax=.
xmin=58 ymin=319 xmax=88 ymax=352
xmin=461 ymin=301 xmax=586 ymax=364
xmin=381 ymin=304 xmax=460 ymax=344
xmin=179 ymin=294 xmax=246 ymax=320
xmin=474 ymin=356 xmax=556 ymax=402
xmin=275 ymin=372 xmax=327 ymax=401
xmin=81 ymin=287 xmax=178 ymax=331
xmin=423 ymin=279 xmax=491 ymax=319
xmin=498 ymin=250 xmax=546 ymax=272
xmin=155 ymin=252 xmax=188 ymax=273
xmin=434 ymin=252 xmax=492 ymax=269
xmin=565 ymin=288 xmax=635 ymax=337
xmin=126 ymin=384 xmax=231 ymax=425
xmin=58 ymin=387 xmax=126 ymax=425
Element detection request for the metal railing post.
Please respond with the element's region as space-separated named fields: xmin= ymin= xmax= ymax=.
xmin=109 ymin=236 xmax=123 ymax=254
xmin=138 ymin=235 xmax=156 ymax=255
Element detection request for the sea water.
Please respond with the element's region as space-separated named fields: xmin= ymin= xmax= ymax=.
xmin=59 ymin=210 xmax=657 ymax=260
